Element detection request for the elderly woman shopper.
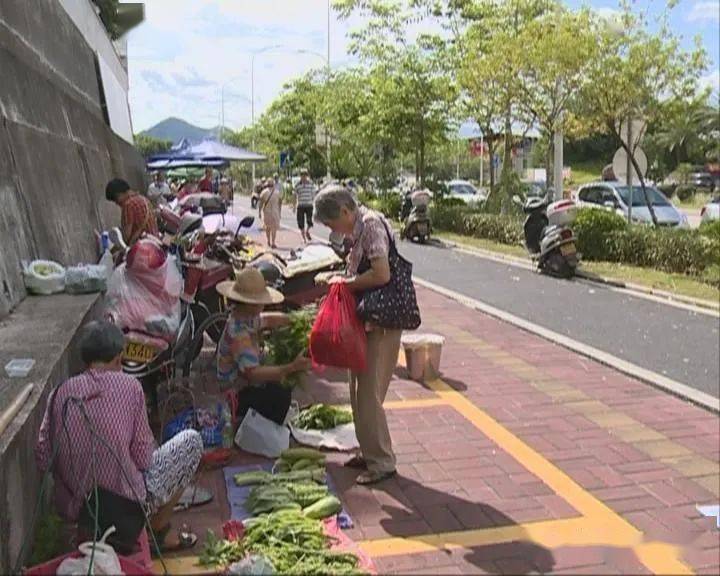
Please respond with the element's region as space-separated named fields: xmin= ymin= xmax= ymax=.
xmin=258 ymin=174 xmax=283 ymax=248
xmin=35 ymin=321 xmax=203 ymax=552
xmin=314 ymin=185 xmax=420 ymax=485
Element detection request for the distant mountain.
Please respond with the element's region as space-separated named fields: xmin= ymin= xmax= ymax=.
xmin=141 ymin=117 xmax=219 ymax=145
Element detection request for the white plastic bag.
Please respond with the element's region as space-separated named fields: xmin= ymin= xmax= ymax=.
xmin=65 ymin=264 xmax=108 ymax=294
xmin=22 ymin=260 xmax=66 ymax=295
xmin=57 ymin=527 xmax=124 ymax=575
xmin=228 ymin=555 xmax=275 ymax=575
xmin=235 ymin=409 xmax=289 ymax=458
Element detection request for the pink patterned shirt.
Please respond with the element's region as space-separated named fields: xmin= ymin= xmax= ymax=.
xmin=347 ymin=207 xmax=391 ymax=275
xmin=35 ymin=369 xmax=156 ymax=520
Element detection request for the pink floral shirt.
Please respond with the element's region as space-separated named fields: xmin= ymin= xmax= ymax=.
xmin=35 ymin=369 xmax=156 ymax=520
xmin=347 ymin=207 xmax=392 ymax=275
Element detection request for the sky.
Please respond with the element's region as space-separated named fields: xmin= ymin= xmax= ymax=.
xmin=124 ymin=0 xmax=720 ymax=134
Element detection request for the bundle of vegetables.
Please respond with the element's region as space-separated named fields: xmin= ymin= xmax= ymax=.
xmin=274 ymin=446 xmax=326 ymax=473
xmin=284 ymin=482 xmax=330 ymax=508
xmin=264 ymin=306 xmax=317 ymax=388
xmin=294 ymin=404 xmax=354 ymax=430
xmin=233 ymin=467 xmax=326 ymax=487
xmin=199 ymin=529 xmax=245 ymax=567
xmin=242 ymin=510 xmax=363 ymax=575
xmin=246 ymin=484 xmax=301 ymax=515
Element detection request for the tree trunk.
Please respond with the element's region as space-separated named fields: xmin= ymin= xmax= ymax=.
xmin=545 ymin=136 xmax=554 ymax=189
xmin=419 ymin=137 xmax=425 ymax=186
xmin=488 ymin=138 xmax=496 ymax=195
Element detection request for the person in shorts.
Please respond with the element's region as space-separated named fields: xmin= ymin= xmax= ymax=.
xmin=293 ymin=168 xmax=317 ymax=242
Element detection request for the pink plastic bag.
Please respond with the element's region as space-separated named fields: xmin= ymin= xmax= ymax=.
xmin=310 ymin=284 xmax=367 ymax=372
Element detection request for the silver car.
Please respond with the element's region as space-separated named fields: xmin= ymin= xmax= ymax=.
xmin=447 ymin=179 xmax=487 ymax=204
xmin=701 ymin=195 xmax=720 ymax=223
xmin=576 ymin=181 xmax=689 ymax=227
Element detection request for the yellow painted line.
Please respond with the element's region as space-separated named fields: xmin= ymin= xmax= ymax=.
xmin=359 ymin=518 xmax=640 ymax=558
xmin=384 ymin=398 xmax=448 ymax=410
xmin=634 ymin=542 xmax=694 ymax=576
xmin=427 ymin=378 xmax=629 ymax=523
xmin=422 ymin=377 xmax=693 ymax=574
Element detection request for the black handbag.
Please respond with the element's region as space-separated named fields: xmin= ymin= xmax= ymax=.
xmin=356 ymin=219 xmax=422 ymax=330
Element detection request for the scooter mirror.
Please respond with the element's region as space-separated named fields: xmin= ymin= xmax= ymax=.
xmin=512 ymin=195 xmax=522 ymax=205
xmin=239 ymin=216 xmax=255 ymax=229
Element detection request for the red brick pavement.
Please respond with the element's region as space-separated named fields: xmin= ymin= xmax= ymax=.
xmin=163 ymin=223 xmax=719 ymax=575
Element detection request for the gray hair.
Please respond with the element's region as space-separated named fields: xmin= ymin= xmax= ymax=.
xmin=78 ymin=320 xmax=125 ymax=365
xmin=314 ymin=185 xmax=357 ymax=222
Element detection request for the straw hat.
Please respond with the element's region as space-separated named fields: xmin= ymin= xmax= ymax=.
xmin=217 ymin=268 xmax=284 ymax=305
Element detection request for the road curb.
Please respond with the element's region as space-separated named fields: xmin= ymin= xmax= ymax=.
xmin=414 ymin=277 xmax=720 ymax=414
xmin=438 ymin=237 xmax=719 ymax=316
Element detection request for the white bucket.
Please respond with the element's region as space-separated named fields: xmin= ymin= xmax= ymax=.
xmin=402 ymin=334 xmax=445 ymax=382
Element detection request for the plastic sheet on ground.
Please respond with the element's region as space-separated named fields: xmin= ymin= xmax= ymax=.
xmin=289 ymin=422 xmax=359 ymax=452
xmin=222 ymin=463 xmax=353 ymax=529
xmin=324 ymin=516 xmax=376 ymax=574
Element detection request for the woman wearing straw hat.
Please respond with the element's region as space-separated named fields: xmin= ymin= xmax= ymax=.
xmin=216 ymin=268 xmax=312 ymax=424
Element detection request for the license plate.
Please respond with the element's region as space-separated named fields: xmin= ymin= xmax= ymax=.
xmin=560 ymin=243 xmax=576 ymax=256
xmin=123 ymin=342 xmax=157 ymax=363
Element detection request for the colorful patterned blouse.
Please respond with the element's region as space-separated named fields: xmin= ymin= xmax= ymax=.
xmin=217 ymin=313 xmax=261 ymax=385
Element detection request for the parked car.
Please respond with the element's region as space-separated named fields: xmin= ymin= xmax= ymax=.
xmin=701 ymin=195 xmax=720 ymax=223
xmin=688 ymin=167 xmax=715 ymax=191
xmin=447 ymin=179 xmax=487 ymax=204
xmin=576 ymin=181 xmax=689 ymax=227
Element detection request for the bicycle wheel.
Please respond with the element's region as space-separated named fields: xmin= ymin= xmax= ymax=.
xmin=182 ymin=311 xmax=228 ymax=378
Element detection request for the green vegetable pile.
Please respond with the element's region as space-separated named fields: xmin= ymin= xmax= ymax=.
xmin=242 ymin=510 xmax=364 ymax=575
xmin=199 ymin=530 xmax=244 ymax=567
xmin=264 ymin=306 xmax=316 ymax=388
xmin=294 ymin=404 xmax=354 ymax=430
xmin=33 ymin=263 xmax=58 ymax=277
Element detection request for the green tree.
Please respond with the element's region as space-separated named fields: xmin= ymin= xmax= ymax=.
xmin=578 ymin=5 xmax=707 ymax=225
xmin=514 ymin=5 xmax=598 ymax=189
xmin=652 ymin=98 xmax=720 ymax=167
xmin=335 ymin=0 xmax=457 ymax=185
xmin=133 ymin=134 xmax=172 ymax=158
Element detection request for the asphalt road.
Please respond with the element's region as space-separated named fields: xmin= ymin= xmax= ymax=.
xmin=236 ymin=197 xmax=720 ymax=399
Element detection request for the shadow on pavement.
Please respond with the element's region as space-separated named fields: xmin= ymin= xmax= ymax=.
xmin=374 ymin=476 xmax=555 ymax=575
xmin=437 ymin=376 xmax=468 ymax=392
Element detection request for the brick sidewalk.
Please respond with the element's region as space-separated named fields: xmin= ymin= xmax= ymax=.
xmin=161 ymin=222 xmax=719 ymax=575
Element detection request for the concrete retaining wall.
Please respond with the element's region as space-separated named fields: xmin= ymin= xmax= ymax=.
xmin=0 ymin=1 xmax=146 ymax=570
xmin=0 ymin=0 xmax=145 ymax=319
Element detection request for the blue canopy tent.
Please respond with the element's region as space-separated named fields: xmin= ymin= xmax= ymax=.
xmin=147 ymin=139 xmax=266 ymax=169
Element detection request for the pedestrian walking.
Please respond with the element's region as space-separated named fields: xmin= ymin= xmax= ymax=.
xmin=293 ymin=168 xmax=317 ymax=242
xmin=258 ymin=174 xmax=282 ymax=248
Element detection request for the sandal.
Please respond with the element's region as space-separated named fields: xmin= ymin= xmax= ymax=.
xmin=153 ymin=523 xmax=198 ymax=555
xmin=344 ymin=455 xmax=367 ymax=469
xmin=356 ymin=469 xmax=397 ymax=486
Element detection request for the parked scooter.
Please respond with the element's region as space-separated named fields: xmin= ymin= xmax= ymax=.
xmin=513 ymin=191 xmax=579 ymax=278
xmin=400 ymin=189 xmax=432 ymax=243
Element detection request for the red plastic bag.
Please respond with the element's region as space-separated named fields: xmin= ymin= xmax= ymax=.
xmin=310 ymin=283 xmax=367 ymax=372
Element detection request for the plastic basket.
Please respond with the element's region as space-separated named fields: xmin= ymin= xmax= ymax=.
xmin=162 ymin=404 xmax=224 ymax=447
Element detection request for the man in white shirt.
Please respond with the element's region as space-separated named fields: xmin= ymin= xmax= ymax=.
xmin=147 ymin=172 xmax=171 ymax=206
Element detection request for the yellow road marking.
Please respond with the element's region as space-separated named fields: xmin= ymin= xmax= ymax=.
xmin=152 ymin=556 xmax=206 ymax=575
xmin=384 ymin=398 xmax=448 ymax=410
xmin=401 ymin=376 xmax=693 ymax=574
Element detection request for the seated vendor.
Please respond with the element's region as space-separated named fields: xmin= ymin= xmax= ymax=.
xmin=35 ymin=321 xmax=202 ymax=553
xmin=216 ymin=268 xmax=311 ymax=425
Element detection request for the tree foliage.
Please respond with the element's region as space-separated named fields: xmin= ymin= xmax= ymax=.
xmin=134 ymin=134 xmax=172 ymax=158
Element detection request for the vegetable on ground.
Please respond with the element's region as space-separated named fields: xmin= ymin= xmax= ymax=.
xmin=294 ymin=404 xmax=353 ymax=430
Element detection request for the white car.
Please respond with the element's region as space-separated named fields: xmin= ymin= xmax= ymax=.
xmin=576 ymin=181 xmax=689 ymax=227
xmin=701 ymin=195 xmax=720 ymax=223
xmin=447 ymin=179 xmax=487 ymax=204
